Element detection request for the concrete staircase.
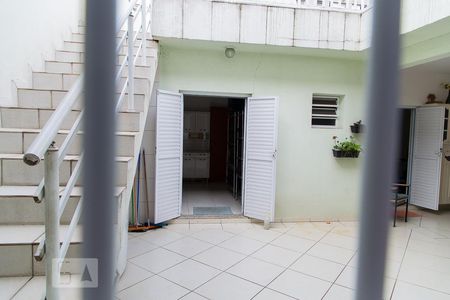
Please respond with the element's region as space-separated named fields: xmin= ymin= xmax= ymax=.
xmin=0 ymin=25 xmax=158 ymax=279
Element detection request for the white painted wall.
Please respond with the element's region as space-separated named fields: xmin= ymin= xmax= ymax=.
xmin=0 ymin=0 xmax=85 ymax=107
xmin=157 ymin=42 xmax=366 ymax=221
xmin=152 ymin=0 xmax=363 ymax=51
xmin=400 ymin=68 xmax=450 ymax=107
xmin=401 ymin=0 xmax=450 ymax=34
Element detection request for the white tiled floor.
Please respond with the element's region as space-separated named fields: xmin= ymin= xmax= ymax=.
xmin=181 ymin=182 xmax=242 ymax=216
xmin=5 ymin=209 xmax=450 ymax=300
xmin=117 ymin=209 xmax=450 ymax=300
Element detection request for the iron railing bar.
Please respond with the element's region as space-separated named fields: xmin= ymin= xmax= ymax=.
xmin=59 ymin=198 xmax=83 ymax=263
xmin=58 ymin=155 xmax=83 ymax=218
xmin=127 ymin=12 xmax=135 ymax=111
xmin=33 ymin=179 xmax=45 ymax=203
xmin=34 ymin=235 xmax=46 ymax=261
xmin=84 ymin=0 xmax=117 ymax=297
xmin=32 ymin=111 xmax=83 ymax=202
xmin=132 ymin=26 xmax=141 ymax=45
xmin=116 ymin=32 xmax=127 ymax=54
xmin=116 ymin=0 xmax=138 ymax=32
xmin=58 ymin=111 xmax=83 ymax=165
xmin=44 ymin=144 xmax=59 ymax=299
xmin=133 ymin=41 xmax=144 ymax=66
xmin=141 ymin=0 xmax=148 ymax=65
xmin=116 ymin=58 xmax=128 ymax=82
xmin=116 ymin=79 xmax=129 ymax=112
xmin=355 ymin=0 xmax=401 ymax=299
xmin=23 ymin=76 xmax=83 ymax=166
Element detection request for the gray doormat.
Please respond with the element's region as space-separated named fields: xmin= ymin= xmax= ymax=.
xmin=193 ymin=206 xmax=233 ymax=216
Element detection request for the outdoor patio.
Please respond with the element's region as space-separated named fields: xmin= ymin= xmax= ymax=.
xmin=115 ymin=208 xmax=450 ymax=300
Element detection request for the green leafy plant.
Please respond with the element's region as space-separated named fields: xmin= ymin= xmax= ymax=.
xmin=332 ymin=136 xmax=362 ymax=158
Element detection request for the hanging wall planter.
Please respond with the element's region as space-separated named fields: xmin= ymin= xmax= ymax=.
xmin=332 ymin=136 xmax=361 ymax=158
xmin=350 ymin=120 xmax=364 ymax=133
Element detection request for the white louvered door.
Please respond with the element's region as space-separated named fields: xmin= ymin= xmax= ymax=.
xmin=243 ymin=97 xmax=279 ymax=221
xmin=410 ymin=106 xmax=445 ymax=210
xmin=154 ymin=90 xmax=183 ymax=223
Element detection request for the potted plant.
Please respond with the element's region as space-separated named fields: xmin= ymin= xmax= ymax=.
xmin=332 ymin=136 xmax=362 ymax=158
xmin=350 ymin=120 xmax=364 ymax=133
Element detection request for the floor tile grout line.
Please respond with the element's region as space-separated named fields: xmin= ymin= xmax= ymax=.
xmin=115 ymin=261 xmax=154 ymax=293
xmin=320 ymin=249 xmax=359 ymax=300
xmin=119 ymin=215 xmax=450 ymax=299
xmin=9 ymin=275 xmax=34 ymax=299
xmin=389 ymin=228 xmax=413 ymax=300
xmin=188 ymin=227 xmax=288 ymax=299
xmin=249 ymin=223 xmax=339 ymax=300
xmin=393 ymin=278 xmax=450 ymax=297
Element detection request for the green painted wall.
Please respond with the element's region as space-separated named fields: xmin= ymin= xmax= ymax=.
xmin=158 ymin=43 xmax=367 ymax=221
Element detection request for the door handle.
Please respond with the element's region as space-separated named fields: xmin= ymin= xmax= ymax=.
xmin=273 ymin=150 xmax=278 ymax=159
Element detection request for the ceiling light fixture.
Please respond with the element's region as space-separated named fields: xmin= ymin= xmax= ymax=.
xmin=225 ymin=47 xmax=236 ymax=58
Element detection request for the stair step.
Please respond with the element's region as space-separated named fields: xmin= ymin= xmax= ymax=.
xmin=0 ymin=224 xmax=83 ymax=276
xmin=44 ymin=60 xmax=152 ymax=79
xmin=17 ymin=87 xmax=146 ymax=111
xmin=0 ymin=186 xmax=125 ymax=226
xmin=0 ymin=185 xmax=125 ymax=198
xmin=0 ymin=107 xmax=142 ymax=132
xmin=66 ymin=32 xmax=159 ymax=48
xmin=0 ymin=128 xmax=139 ymax=156
xmin=54 ymin=49 xmax=156 ymax=65
xmin=63 ymin=41 xmax=152 ymax=56
xmin=0 ymin=154 xmax=132 ymax=186
xmin=30 ymin=71 xmax=150 ymax=95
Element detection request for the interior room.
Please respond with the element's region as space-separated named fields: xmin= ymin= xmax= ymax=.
xmin=395 ymin=108 xmax=413 ymax=187
xmin=181 ymin=95 xmax=245 ymax=217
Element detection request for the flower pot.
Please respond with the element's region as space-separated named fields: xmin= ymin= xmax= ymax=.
xmin=333 ymin=149 xmax=360 ymax=158
xmin=332 ymin=149 xmax=344 ymax=157
xmin=350 ymin=124 xmax=364 ymax=133
xmin=350 ymin=151 xmax=360 ymax=158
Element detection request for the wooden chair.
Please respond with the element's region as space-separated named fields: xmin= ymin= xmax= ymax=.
xmin=391 ymin=183 xmax=410 ymax=227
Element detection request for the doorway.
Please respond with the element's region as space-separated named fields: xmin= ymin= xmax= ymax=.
xmin=395 ymin=108 xmax=415 ymax=189
xmin=154 ymin=90 xmax=279 ymax=224
xmin=181 ymin=95 xmax=245 ymax=217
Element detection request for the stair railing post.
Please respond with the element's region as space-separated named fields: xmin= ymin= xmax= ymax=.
xmin=45 ymin=142 xmax=60 ymax=300
xmin=141 ymin=0 xmax=148 ymax=66
xmin=127 ymin=12 xmax=135 ymax=111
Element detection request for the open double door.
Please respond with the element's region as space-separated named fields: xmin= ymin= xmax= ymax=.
xmin=154 ymin=90 xmax=279 ymax=223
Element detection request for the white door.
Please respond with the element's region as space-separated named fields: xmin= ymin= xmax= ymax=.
xmin=410 ymin=106 xmax=445 ymax=210
xmin=243 ymin=97 xmax=279 ymax=221
xmin=155 ymin=90 xmax=184 ymax=223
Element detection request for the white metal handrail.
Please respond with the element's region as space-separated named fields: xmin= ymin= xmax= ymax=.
xmin=24 ymin=1 xmax=153 ymax=298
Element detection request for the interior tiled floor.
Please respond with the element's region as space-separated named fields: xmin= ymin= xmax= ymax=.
xmin=4 ymin=208 xmax=450 ymax=299
xmin=181 ymin=182 xmax=242 ymax=216
xmin=116 ymin=208 xmax=450 ymax=300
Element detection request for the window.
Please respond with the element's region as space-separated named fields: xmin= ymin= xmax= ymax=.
xmin=311 ymin=95 xmax=339 ymax=127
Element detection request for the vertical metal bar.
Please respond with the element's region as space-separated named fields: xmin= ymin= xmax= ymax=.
xmin=141 ymin=0 xmax=148 ymax=66
xmin=83 ymin=0 xmax=116 ymax=298
xmin=127 ymin=13 xmax=135 ymax=111
xmin=355 ymin=0 xmax=401 ymax=300
xmin=148 ymin=0 xmax=153 ymax=39
xmin=45 ymin=144 xmax=60 ymax=300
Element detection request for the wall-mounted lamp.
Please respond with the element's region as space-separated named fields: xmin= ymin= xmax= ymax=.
xmin=225 ymin=47 xmax=236 ymax=58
